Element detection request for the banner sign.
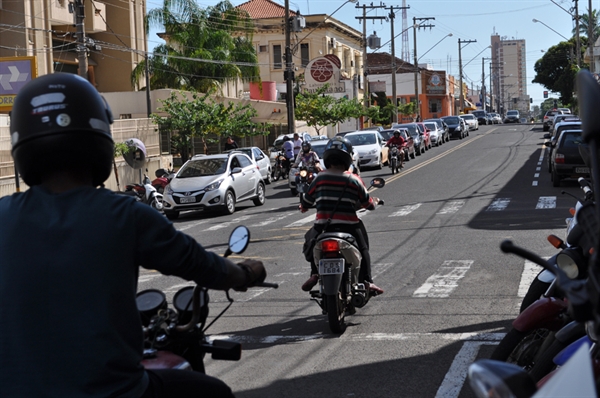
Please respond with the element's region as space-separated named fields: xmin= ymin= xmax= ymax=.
xmin=422 ymin=70 xmax=446 ymax=96
xmin=0 ymin=56 xmax=37 ymax=112
xmin=303 ymin=54 xmax=345 ymax=94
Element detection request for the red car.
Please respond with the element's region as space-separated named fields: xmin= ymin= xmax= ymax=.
xmin=416 ymin=122 xmax=432 ymax=150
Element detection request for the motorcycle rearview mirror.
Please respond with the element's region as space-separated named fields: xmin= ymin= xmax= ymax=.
xmin=224 ymin=226 xmax=250 ymax=258
xmin=370 ymin=178 xmax=385 ymax=189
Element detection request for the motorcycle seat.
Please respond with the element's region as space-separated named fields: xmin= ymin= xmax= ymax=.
xmin=317 ymin=232 xmax=358 ymax=245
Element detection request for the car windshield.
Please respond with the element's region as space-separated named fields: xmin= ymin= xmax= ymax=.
xmin=461 ymin=115 xmax=475 ymax=119
xmin=177 ymin=158 xmax=227 ymax=178
xmin=233 ymin=148 xmax=252 ymax=158
xmin=472 ymin=111 xmax=485 ymax=117
xmin=443 ymin=117 xmax=460 ymax=124
xmin=346 ymin=133 xmax=377 ymax=146
xmin=311 ymin=143 xmax=328 ymax=157
xmin=507 ymin=111 xmax=519 ymax=116
xmin=394 ymin=124 xmax=418 ymax=135
xmin=424 ymin=123 xmax=437 ymax=130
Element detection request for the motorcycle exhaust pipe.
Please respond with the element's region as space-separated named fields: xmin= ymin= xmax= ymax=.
xmin=352 ymin=283 xmax=368 ymax=308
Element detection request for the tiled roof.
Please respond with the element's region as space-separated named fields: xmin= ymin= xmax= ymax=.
xmin=367 ymin=52 xmax=416 ymax=75
xmin=236 ymin=0 xmax=297 ymax=19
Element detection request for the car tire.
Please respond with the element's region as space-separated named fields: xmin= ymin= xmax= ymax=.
xmin=410 ymin=150 xmax=415 ymax=159
xmin=543 ymin=125 xmax=549 ymax=132
xmin=164 ymin=210 xmax=180 ymax=220
xmin=377 ymin=156 xmax=383 ymax=169
xmin=253 ymin=182 xmax=266 ymax=206
xmin=223 ymin=190 xmax=236 ymax=214
xmin=552 ymin=169 xmax=561 ymax=187
xmin=265 ymin=169 xmax=272 ymax=185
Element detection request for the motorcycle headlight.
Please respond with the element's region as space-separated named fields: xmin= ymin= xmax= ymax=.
xmin=205 ymin=179 xmax=223 ymax=191
xmin=556 ymin=248 xmax=586 ymax=279
xmin=468 ymin=360 xmax=536 ymax=398
xmin=300 ymin=170 xmax=308 ymax=178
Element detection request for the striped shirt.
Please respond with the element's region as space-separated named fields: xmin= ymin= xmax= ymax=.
xmin=303 ymin=170 xmax=374 ymax=224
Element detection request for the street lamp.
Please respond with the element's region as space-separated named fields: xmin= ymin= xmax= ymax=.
xmin=532 ymin=19 xmax=569 ymax=41
xmin=418 ymin=33 xmax=453 ymax=62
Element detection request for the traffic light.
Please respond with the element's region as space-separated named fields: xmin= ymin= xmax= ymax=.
xmin=543 ymin=91 xmax=548 ymax=98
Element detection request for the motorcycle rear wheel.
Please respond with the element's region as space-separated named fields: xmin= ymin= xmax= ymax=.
xmin=272 ymin=168 xmax=281 ymax=181
xmin=325 ymin=293 xmax=346 ymax=334
xmin=491 ymin=327 xmax=550 ymax=368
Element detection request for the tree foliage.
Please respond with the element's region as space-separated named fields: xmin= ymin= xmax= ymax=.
xmin=151 ymin=90 xmax=269 ymax=162
xmin=132 ymin=0 xmax=259 ymax=92
xmin=532 ymin=38 xmax=585 ymax=106
xmin=573 ymin=8 xmax=600 ymax=42
xmin=295 ymin=85 xmax=364 ymax=133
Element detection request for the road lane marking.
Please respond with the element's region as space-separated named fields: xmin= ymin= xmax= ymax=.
xmin=413 ymin=260 xmax=474 ymax=298
xmin=389 ymin=203 xmax=422 ymax=217
xmin=437 ymin=200 xmax=465 ymax=214
xmin=205 ymin=215 xmax=254 ymax=231
xmin=250 ymin=211 xmax=296 ymax=227
xmin=486 ymin=198 xmax=510 ymax=211
xmin=536 ymin=196 xmax=556 ymax=209
xmin=518 ymin=260 xmax=543 ymax=298
xmin=285 ymin=214 xmax=315 ymax=227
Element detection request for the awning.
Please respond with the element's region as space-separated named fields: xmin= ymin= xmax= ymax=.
xmin=53 ymin=51 xmax=98 ymax=66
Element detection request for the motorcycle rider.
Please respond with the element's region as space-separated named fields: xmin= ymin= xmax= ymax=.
xmin=385 ymin=129 xmax=406 ymax=169
xmin=0 ymin=73 xmax=267 ymax=398
xmin=299 ymin=137 xmax=384 ymax=295
xmin=292 ymin=141 xmax=322 ymax=188
xmin=281 ymin=135 xmax=294 ymax=172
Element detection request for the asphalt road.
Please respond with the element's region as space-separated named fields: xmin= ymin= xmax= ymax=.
xmin=139 ymin=123 xmax=580 ymax=398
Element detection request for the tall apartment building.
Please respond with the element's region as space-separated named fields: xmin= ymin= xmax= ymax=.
xmin=491 ymin=34 xmax=529 ymax=115
xmin=0 ymin=0 xmax=146 ymax=93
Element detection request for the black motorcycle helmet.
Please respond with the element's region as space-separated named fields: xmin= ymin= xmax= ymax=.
xmin=10 ymin=73 xmax=114 ymax=186
xmin=302 ymin=142 xmax=311 ymax=153
xmin=323 ymin=136 xmax=353 ymax=169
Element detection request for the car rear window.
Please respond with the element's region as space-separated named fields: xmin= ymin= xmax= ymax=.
xmin=561 ymin=131 xmax=584 ymax=148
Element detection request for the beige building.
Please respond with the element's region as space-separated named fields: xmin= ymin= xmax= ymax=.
xmin=491 ymin=34 xmax=530 ymax=115
xmin=0 ymin=0 xmax=147 ymax=93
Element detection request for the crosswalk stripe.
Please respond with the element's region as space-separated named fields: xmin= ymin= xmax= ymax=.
xmin=437 ymin=200 xmax=465 ymax=214
xmin=285 ymin=214 xmax=316 ymax=228
xmin=536 ymin=196 xmax=556 ymax=209
xmin=205 ymin=215 xmax=254 ymax=231
xmin=518 ymin=260 xmax=543 ymax=297
xmin=486 ymin=198 xmax=510 ymax=211
xmin=389 ymin=203 xmax=422 ymax=217
xmin=413 ymin=260 xmax=474 ymax=297
xmin=250 ymin=211 xmax=296 ymax=227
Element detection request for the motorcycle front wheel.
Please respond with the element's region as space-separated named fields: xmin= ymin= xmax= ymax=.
xmin=391 ymin=158 xmax=397 ymax=174
xmin=325 ymin=293 xmax=346 ymax=334
xmin=272 ymin=167 xmax=281 ymax=181
xmin=490 ymin=327 xmax=550 ymax=368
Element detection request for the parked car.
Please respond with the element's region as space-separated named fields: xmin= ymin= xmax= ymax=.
xmin=441 ymin=116 xmax=467 ymax=139
xmin=471 ymin=110 xmax=489 ymax=126
xmin=548 ymin=129 xmax=589 ymax=187
xmin=271 ymin=132 xmax=312 ymax=151
xmin=543 ymin=109 xmax=563 ymax=131
xmin=547 ymin=120 xmax=582 ymax=173
xmin=226 ymin=147 xmax=272 ymax=185
xmin=549 ymin=114 xmax=580 ymax=136
xmin=424 ymin=118 xmax=449 ymax=142
xmin=380 ymin=128 xmax=416 ymax=160
xmin=416 ymin=122 xmax=432 ymax=150
xmin=423 ymin=121 xmax=444 ymax=147
xmin=392 ymin=123 xmax=425 ymax=155
xmin=162 ymin=152 xmax=266 ymax=219
xmin=558 ymin=107 xmax=571 ymax=114
xmin=344 ymin=131 xmax=388 ymax=169
xmin=460 ymin=114 xmax=479 ymax=131
xmin=305 ymin=137 xmax=360 ymax=173
xmin=503 ymin=110 xmax=520 ymax=123
xmin=490 ymin=113 xmax=502 ymax=124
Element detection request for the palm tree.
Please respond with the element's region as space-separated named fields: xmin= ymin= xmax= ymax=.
xmin=131 ymin=0 xmax=259 ymax=92
xmin=573 ymin=9 xmax=600 ymax=43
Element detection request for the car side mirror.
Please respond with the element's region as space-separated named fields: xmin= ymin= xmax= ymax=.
xmin=231 ymin=167 xmax=243 ymax=174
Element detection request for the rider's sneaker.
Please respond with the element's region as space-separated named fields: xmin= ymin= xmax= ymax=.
xmin=367 ymin=282 xmax=384 ymax=296
xmin=301 ymin=275 xmax=319 ymax=291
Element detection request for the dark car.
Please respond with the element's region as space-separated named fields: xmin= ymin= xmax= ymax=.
xmin=543 ymin=109 xmax=563 ymax=131
xmin=424 ymin=118 xmax=449 ymax=143
xmin=549 ymin=129 xmax=589 ymax=187
xmin=440 ymin=116 xmax=467 ymax=139
xmin=380 ymin=128 xmax=416 ymax=160
xmin=391 ymin=123 xmax=425 ymax=155
xmin=471 ymin=110 xmax=489 ymax=126
xmin=547 ymin=121 xmax=582 ymax=173
xmin=503 ymin=110 xmax=520 ymax=124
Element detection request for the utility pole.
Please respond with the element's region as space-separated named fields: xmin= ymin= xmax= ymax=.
xmin=74 ymin=0 xmax=88 ymax=79
xmin=284 ymin=0 xmax=295 ymax=136
xmin=589 ymin=0 xmax=594 ymax=73
xmin=356 ymin=3 xmax=386 ymax=117
xmin=387 ymin=4 xmax=409 ymax=124
xmin=413 ymin=17 xmax=434 ymax=120
xmin=458 ymin=39 xmax=476 ymax=114
xmin=574 ymin=0 xmax=581 ymax=67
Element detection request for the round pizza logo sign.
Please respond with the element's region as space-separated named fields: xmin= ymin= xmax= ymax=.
xmin=310 ymin=58 xmax=334 ymax=83
xmin=304 ymin=55 xmax=343 ymax=93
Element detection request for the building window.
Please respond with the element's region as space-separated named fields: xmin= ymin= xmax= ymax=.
xmin=429 ymin=99 xmax=442 ymax=113
xmin=273 ymin=45 xmax=282 ymax=69
xmin=300 ymin=43 xmax=309 ymax=67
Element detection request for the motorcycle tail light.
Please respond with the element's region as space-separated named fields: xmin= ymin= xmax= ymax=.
xmin=321 ymin=240 xmax=340 ymax=253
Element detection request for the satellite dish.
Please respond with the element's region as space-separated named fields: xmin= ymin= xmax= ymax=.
xmin=123 ymin=138 xmax=147 ymax=169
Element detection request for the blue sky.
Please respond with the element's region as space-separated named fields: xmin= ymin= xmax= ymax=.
xmin=145 ymin=0 xmax=584 ymax=108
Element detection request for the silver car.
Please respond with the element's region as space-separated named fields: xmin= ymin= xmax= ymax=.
xmin=227 ymin=147 xmax=272 ymax=185
xmin=459 ymin=114 xmax=478 ymax=131
xmin=162 ymin=153 xmax=266 ymax=219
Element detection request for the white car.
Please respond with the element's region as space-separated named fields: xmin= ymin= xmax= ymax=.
xmin=226 ymin=147 xmax=272 ymax=185
xmin=343 ymin=131 xmax=388 ymax=169
xmin=459 ymin=114 xmax=479 ymax=131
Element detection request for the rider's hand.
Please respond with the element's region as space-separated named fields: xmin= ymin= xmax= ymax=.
xmin=234 ymin=259 xmax=266 ymax=291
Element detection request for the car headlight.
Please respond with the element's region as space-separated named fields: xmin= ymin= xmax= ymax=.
xmin=205 ymin=179 xmax=223 ymax=191
xmin=165 ymin=185 xmax=173 ymax=195
xmin=368 ymin=149 xmax=378 ymax=155
xmin=556 ymin=247 xmax=586 ymax=279
xmin=468 ymin=360 xmax=536 ymax=398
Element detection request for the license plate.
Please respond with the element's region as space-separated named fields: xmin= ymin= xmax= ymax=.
xmin=576 ymin=167 xmax=590 ymax=174
xmin=319 ymin=259 xmax=345 ymax=275
xmin=179 ymin=196 xmax=196 ymax=203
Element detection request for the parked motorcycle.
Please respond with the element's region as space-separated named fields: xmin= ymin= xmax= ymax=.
xmin=124 ymin=173 xmax=164 ymax=211
xmin=271 ymin=150 xmax=290 ymax=181
xmin=137 ymin=226 xmax=278 ymax=373
xmin=151 ymin=165 xmax=175 ymax=194
xmin=388 ymin=144 xmax=402 ymax=174
xmin=307 ymin=178 xmax=385 ymax=334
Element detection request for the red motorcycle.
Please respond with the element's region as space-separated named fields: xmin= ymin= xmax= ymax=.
xmin=151 ymin=166 xmax=174 ymax=194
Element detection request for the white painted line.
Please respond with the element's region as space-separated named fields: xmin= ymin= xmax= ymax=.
xmin=177 ymin=219 xmax=212 ymax=232
xmin=285 ymin=214 xmax=316 ymax=227
xmin=486 ymin=198 xmax=510 ymax=212
xmin=536 ymin=167 xmax=541 ymax=171
xmin=534 ymin=173 xmax=540 ymax=178
xmin=532 ymin=181 xmax=538 ymax=186
xmin=435 ymin=341 xmax=499 ymax=398
xmin=518 ymin=260 xmax=544 ymax=297
xmin=413 ymin=260 xmax=474 ymax=297
xmin=371 ymin=263 xmax=394 ymax=279
xmin=164 ymin=281 xmax=195 ymax=294
xmin=437 ymin=200 xmax=465 ymax=215
xmin=536 ymin=196 xmax=557 ymax=209
xmin=205 ymin=215 xmax=253 ymax=231
xmin=389 ymin=203 xmax=422 ymax=217
xmin=250 ymin=211 xmax=296 ymax=227
xmin=138 ymin=273 xmax=162 ymax=283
